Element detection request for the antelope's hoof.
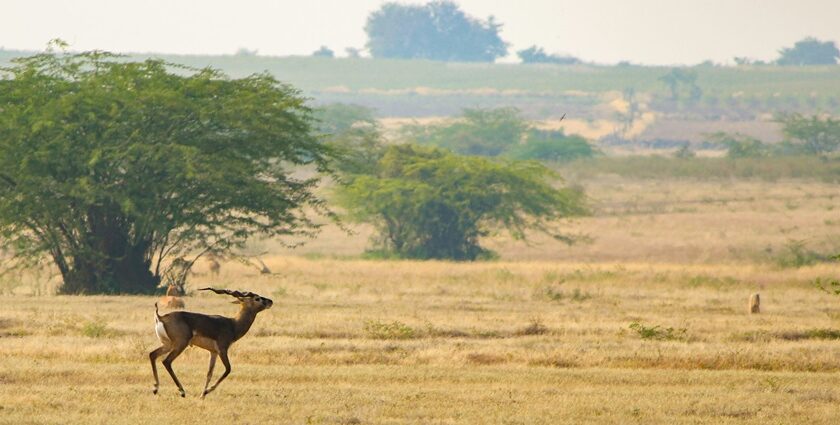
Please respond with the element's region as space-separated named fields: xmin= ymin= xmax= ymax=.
xmin=152 ymin=388 xmax=158 ymax=395
xmin=179 ymin=390 xmax=186 ymax=398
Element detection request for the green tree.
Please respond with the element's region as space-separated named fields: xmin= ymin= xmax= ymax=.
xmin=365 ymin=1 xmax=507 ymax=62
xmin=0 ymin=49 xmax=333 ymax=294
xmin=777 ymin=37 xmax=839 ymax=66
xmin=338 ymin=144 xmax=587 ymax=260
xmin=777 ymin=113 xmax=840 ymax=156
xmin=658 ymin=68 xmax=701 ymax=102
xmin=708 ymin=132 xmax=768 ymax=158
xmin=506 ymin=129 xmax=597 ymax=162
xmin=402 ymin=107 xmax=528 ymax=156
xmin=517 ymin=45 xmax=580 ymax=65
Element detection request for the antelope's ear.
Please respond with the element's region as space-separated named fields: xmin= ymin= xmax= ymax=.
xmin=231 ymin=299 xmax=242 ymax=304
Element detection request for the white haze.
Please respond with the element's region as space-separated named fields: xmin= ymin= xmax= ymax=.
xmin=3 ymin=0 xmax=840 ymax=65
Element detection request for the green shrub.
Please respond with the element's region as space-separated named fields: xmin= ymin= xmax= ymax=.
xmin=402 ymin=107 xmax=528 ymax=156
xmin=629 ymin=322 xmax=686 ymax=341
xmin=774 ymin=239 xmax=827 ymax=268
xmin=506 ymin=129 xmax=597 ymax=161
xmin=707 ymin=132 xmax=768 ymax=158
xmin=81 ymin=319 xmax=110 ymax=338
xmin=363 ymin=320 xmax=415 ymax=340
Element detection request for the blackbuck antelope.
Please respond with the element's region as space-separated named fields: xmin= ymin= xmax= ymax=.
xmin=149 ymin=287 xmax=273 ymax=398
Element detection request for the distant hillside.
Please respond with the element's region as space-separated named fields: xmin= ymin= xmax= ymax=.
xmin=3 ymin=50 xmax=839 ymax=105
xmin=2 ymin=50 xmax=837 ymax=147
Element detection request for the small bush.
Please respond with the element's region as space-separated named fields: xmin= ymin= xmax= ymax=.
xmin=506 ymin=129 xmax=598 ymax=162
xmin=629 ymin=322 xmax=686 ymax=341
xmin=81 ymin=319 xmax=110 ymax=338
xmin=516 ymin=317 xmax=548 ymax=336
xmin=774 ymin=239 xmax=827 ymax=268
xmin=814 ymin=277 xmax=840 ymax=295
xmin=363 ymin=320 xmax=415 ymax=340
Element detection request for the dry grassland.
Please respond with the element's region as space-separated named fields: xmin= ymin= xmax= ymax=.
xmin=273 ymin=177 xmax=840 ymax=264
xmin=1 ymin=178 xmax=839 ymax=424
xmin=2 ymin=259 xmax=840 ymax=424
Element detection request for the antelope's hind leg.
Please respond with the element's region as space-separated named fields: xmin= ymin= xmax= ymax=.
xmin=162 ymin=342 xmax=189 ymax=398
xmin=149 ymin=345 xmax=170 ymax=395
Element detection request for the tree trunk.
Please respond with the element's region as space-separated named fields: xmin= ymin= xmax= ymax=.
xmin=59 ymin=254 xmax=158 ymax=294
xmin=56 ymin=206 xmax=161 ymax=294
xmin=58 ymin=242 xmax=159 ymax=295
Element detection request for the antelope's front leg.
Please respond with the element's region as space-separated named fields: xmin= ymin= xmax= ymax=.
xmin=202 ymin=352 xmax=218 ymax=399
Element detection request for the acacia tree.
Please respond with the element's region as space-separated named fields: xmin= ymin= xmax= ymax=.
xmin=365 ymin=1 xmax=507 ymax=62
xmin=338 ymin=144 xmax=587 ymax=260
xmin=0 ymin=49 xmax=333 ymax=294
xmin=777 ymin=37 xmax=839 ymax=66
xmin=778 ymin=113 xmax=840 ymax=156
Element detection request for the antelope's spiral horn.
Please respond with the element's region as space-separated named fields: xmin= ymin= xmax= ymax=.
xmin=199 ymin=287 xmax=250 ymax=298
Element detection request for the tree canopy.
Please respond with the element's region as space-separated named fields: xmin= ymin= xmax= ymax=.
xmin=337 ymin=144 xmax=587 ymax=260
xmin=0 ymin=49 xmax=333 ymax=294
xmin=778 ymin=113 xmax=840 ymax=155
xmin=401 ymin=107 xmax=597 ymax=161
xmin=658 ymin=68 xmax=702 ymax=102
xmin=402 ymin=107 xmax=528 ymax=156
xmin=365 ymin=1 xmax=508 ymax=62
xmin=777 ymin=37 xmax=839 ymax=66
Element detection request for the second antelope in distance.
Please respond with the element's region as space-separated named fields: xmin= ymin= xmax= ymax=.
xmin=149 ymin=287 xmax=273 ymax=398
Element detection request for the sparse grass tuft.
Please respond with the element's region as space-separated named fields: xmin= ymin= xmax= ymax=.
xmin=776 ymin=328 xmax=840 ymax=341
xmin=466 ymin=353 xmax=506 ymax=365
xmin=629 ymin=322 xmax=687 ymax=341
xmin=730 ymin=330 xmax=774 ymax=343
xmin=363 ymin=320 xmax=415 ymax=340
xmin=516 ymin=317 xmax=548 ymax=336
xmin=685 ymin=274 xmax=739 ymax=288
xmin=535 ymin=285 xmax=593 ymax=302
xmin=80 ymin=319 xmax=111 ymax=338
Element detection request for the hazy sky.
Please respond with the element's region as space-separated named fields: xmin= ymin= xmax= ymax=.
xmin=4 ymin=0 xmax=840 ymax=65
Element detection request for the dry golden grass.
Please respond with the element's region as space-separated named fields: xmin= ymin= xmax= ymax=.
xmin=1 ymin=178 xmax=839 ymax=424
xmin=2 ymin=258 xmax=840 ymax=424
